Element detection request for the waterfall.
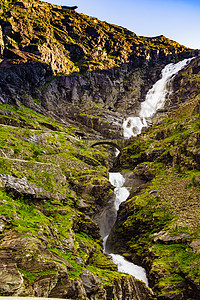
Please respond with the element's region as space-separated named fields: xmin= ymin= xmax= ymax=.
xmin=105 ymin=58 xmax=194 ymax=286
xmin=109 ymin=173 xmax=129 ymax=210
xmin=123 ymin=57 xmax=194 ymax=138
xmin=105 ymin=172 xmax=148 ymax=285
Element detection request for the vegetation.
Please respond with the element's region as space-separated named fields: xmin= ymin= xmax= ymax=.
xmin=110 ymin=90 xmax=200 ymax=297
xmin=0 ymin=0 xmax=191 ymax=74
xmin=0 ymin=0 xmax=199 ymax=298
xmin=0 ymin=103 xmax=132 ymax=296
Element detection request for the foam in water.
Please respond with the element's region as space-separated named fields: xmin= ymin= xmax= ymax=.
xmin=108 ymin=172 xmax=148 ymax=285
xmin=109 ymin=173 xmax=129 ymax=210
xmin=110 ymin=253 xmax=148 ymax=285
xmin=107 ymin=58 xmax=194 ymax=286
xmin=123 ymin=57 xmax=194 ymax=138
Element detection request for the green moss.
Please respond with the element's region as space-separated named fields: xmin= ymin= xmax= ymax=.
xmin=19 ymin=268 xmax=57 ymax=284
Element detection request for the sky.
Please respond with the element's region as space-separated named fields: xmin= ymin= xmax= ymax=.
xmin=46 ymin=0 xmax=200 ymax=49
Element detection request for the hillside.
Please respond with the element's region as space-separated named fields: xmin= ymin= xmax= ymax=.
xmin=0 ymin=0 xmax=193 ymax=74
xmin=0 ymin=0 xmax=198 ymax=139
xmin=109 ymin=57 xmax=200 ymax=299
xmin=0 ymin=0 xmax=199 ymax=299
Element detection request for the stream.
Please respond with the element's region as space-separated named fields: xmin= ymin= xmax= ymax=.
xmin=103 ymin=57 xmax=194 ymax=285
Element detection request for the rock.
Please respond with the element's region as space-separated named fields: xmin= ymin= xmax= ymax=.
xmin=0 ymin=219 xmax=5 ymax=233
xmin=80 ymin=271 xmax=106 ymax=299
xmin=0 ymin=174 xmax=66 ymax=201
xmin=0 ymin=174 xmax=43 ymax=198
xmin=109 ymin=275 xmax=156 ymax=300
xmin=153 ymin=231 xmax=191 ymax=244
xmin=49 ymin=277 xmax=88 ymax=299
xmin=190 ymin=240 xmax=200 ymax=254
xmin=0 ymin=261 xmax=23 ymax=294
xmin=149 ymin=189 xmax=159 ymax=194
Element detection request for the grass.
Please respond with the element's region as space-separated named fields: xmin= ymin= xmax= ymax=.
xmin=0 ymin=102 xmax=127 ymax=292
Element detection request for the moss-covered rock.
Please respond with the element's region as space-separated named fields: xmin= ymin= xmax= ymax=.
xmin=0 ymin=1 xmax=199 ymax=299
xmin=108 ymin=74 xmax=200 ymax=298
xmin=0 ymin=103 xmax=155 ymax=299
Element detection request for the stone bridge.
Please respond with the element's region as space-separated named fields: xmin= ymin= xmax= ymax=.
xmin=88 ymin=139 xmax=132 ymax=152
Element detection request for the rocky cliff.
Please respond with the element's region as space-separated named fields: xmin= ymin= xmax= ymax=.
xmin=0 ymin=0 xmax=199 ymax=299
xmin=108 ymin=57 xmax=200 ymax=299
xmin=0 ymin=0 xmax=198 ymax=139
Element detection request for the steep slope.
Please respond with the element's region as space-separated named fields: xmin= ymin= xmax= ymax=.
xmin=108 ymin=57 xmax=200 ymax=299
xmin=0 ymin=0 xmax=194 ymax=74
xmin=0 ymin=0 xmax=199 ymax=299
xmin=0 ymin=0 xmax=198 ymax=139
xmin=0 ymin=104 xmax=155 ymax=299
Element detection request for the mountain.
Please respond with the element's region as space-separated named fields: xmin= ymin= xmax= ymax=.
xmin=0 ymin=0 xmax=199 ymax=299
xmin=108 ymin=57 xmax=200 ymax=299
xmin=0 ymin=0 xmax=194 ymax=74
xmin=0 ymin=0 xmax=198 ymax=139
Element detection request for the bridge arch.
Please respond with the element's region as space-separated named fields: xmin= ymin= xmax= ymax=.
xmin=91 ymin=141 xmax=121 ymax=152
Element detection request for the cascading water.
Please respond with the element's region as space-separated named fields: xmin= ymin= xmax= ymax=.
xmin=105 ymin=58 xmax=194 ymax=286
xmin=105 ymin=172 xmax=148 ymax=285
xmin=123 ymin=57 xmax=194 ymax=138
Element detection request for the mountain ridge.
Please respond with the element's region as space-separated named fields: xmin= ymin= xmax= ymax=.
xmin=0 ymin=0 xmax=199 ymax=299
xmin=0 ymin=0 xmax=196 ymax=75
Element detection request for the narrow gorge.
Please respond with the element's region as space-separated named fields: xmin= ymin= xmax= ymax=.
xmin=100 ymin=57 xmax=196 ymax=294
xmin=0 ymin=0 xmax=199 ymax=299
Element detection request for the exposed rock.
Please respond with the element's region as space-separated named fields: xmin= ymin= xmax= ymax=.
xmin=190 ymin=240 xmax=200 ymax=254
xmin=153 ymin=231 xmax=191 ymax=244
xmin=0 ymin=174 xmax=43 ymax=197
xmin=0 ymin=219 xmax=5 ymax=233
xmin=149 ymin=190 xmax=159 ymax=194
xmin=109 ymin=275 xmax=156 ymax=300
xmin=0 ymin=261 xmax=23 ymax=294
xmin=80 ymin=271 xmax=106 ymax=299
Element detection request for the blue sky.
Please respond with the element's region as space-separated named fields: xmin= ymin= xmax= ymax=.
xmin=46 ymin=0 xmax=200 ymax=49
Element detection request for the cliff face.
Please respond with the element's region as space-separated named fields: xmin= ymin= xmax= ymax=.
xmin=108 ymin=57 xmax=200 ymax=299
xmin=0 ymin=104 xmax=156 ymax=299
xmin=0 ymin=0 xmax=194 ymax=74
xmin=0 ymin=0 xmax=199 ymax=299
xmin=0 ymin=0 xmax=198 ymax=139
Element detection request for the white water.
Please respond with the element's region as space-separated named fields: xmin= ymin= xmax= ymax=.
xmin=106 ymin=58 xmax=194 ymax=285
xmin=123 ymin=57 xmax=194 ymax=138
xmin=109 ymin=172 xmax=129 ymax=210
xmin=110 ymin=254 xmax=148 ymax=285
xmin=106 ymin=172 xmax=148 ymax=285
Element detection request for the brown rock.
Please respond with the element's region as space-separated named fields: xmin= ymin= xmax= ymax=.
xmin=0 ymin=174 xmax=43 ymax=197
xmin=0 ymin=250 xmax=23 ymax=294
xmin=190 ymin=240 xmax=200 ymax=254
xmin=153 ymin=231 xmax=191 ymax=244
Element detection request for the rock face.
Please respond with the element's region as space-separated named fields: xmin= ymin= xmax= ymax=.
xmin=0 ymin=104 xmax=155 ymax=299
xmin=0 ymin=0 xmax=196 ymax=74
xmin=107 ymin=60 xmax=200 ymax=299
xmin=0 ymin=0 xmax=198 ymax=139
xmin=0 ymin=0 xmax=199 ymax=299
